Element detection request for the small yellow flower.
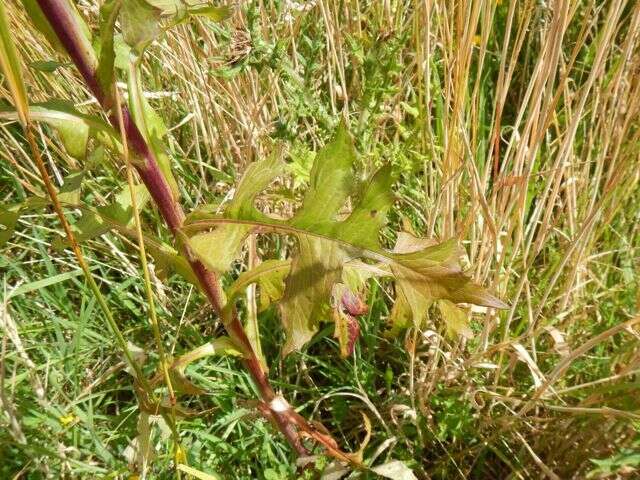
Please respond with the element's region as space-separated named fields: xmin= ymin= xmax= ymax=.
xmin=175 ymin=445 xmax=187 ymax=464
xmin=473 ymin=35 xmax=482 ymax=46
xmin=59 ymin=414 xmax=76 ymax=426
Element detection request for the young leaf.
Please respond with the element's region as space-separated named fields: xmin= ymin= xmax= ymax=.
xmin=57 ymin=170 xmax=85 ymax=206
xmin=438 ymin=299 xmax=473 ymax=339
xmin=0 ymin=2 xmax=29 ymax=126
xmin=0 ymin=100 xmax=120 ymax=156
xmin=0 ymin=198 xmax=53 ymax=250
xmin=169 ymin=337 xmax=241 ymax=395
xmin=187 ymin=5 xmax=232 ymax=22
xmin=370 ymin=460 xmax=418 ymax=480
xmin=96 ymin=0 xmax=121 ymax=98
xmin=0 ymin=209 xmax=20 ymax=247
xmin=21 ymin=0 xmax=65 ymax=53
xmin=127 ymin=60 xmax=180 ymax=198
xmin=332 ymin=284 xmax=365 ymax=358
xmin=225 ymin=259 xmax=291 ymax=310
xmin=53 ymin=183 xmax=150 ymax=249
xmin=120 ymin=0 xmax=162 ymax=52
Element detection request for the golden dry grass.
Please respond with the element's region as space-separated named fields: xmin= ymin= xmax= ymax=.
xmin=1 ymin=0 xmax=640 ymax=478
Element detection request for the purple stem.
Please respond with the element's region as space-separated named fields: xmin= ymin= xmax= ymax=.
xmin=34 ymin=0 xmax=309 ymax=456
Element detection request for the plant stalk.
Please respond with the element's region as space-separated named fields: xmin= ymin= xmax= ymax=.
xmin=34 ymin=0 xmax=322 ymax=457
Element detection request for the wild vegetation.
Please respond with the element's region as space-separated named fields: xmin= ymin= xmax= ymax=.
xmin=1 ymin=0 xmax=639 ymax=479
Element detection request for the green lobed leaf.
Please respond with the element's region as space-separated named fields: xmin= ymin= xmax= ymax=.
xmin=185 ymin=124 xmax=506 ymax=354
xmin=388 ymin=233 xmax=438 ymax=330
xmin=189 ymin=152 xmax=283 ymax=273
xmin=334 ymin=166 xmax=394 ymax=249
xmin=391 ymin=233 xmax=508 ymax=330
xmin=292 ymin=121 xmax=356 ymax=228
xmin=189 ymin=128 xmax=365 ymax=353
xmin=279 ymin=122 xmax=375 ymax=354
xmin=187 ymin=214 xmax=507 ymax=352
xmin=280 ymin=236 xmax=344 ymax=354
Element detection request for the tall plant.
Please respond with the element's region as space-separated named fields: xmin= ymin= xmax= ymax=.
xmin=1 ymin=0 xmax=506 ymax=475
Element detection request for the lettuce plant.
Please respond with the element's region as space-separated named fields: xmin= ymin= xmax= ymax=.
xmin=0 ymin=0 xmax=506 ymax=474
